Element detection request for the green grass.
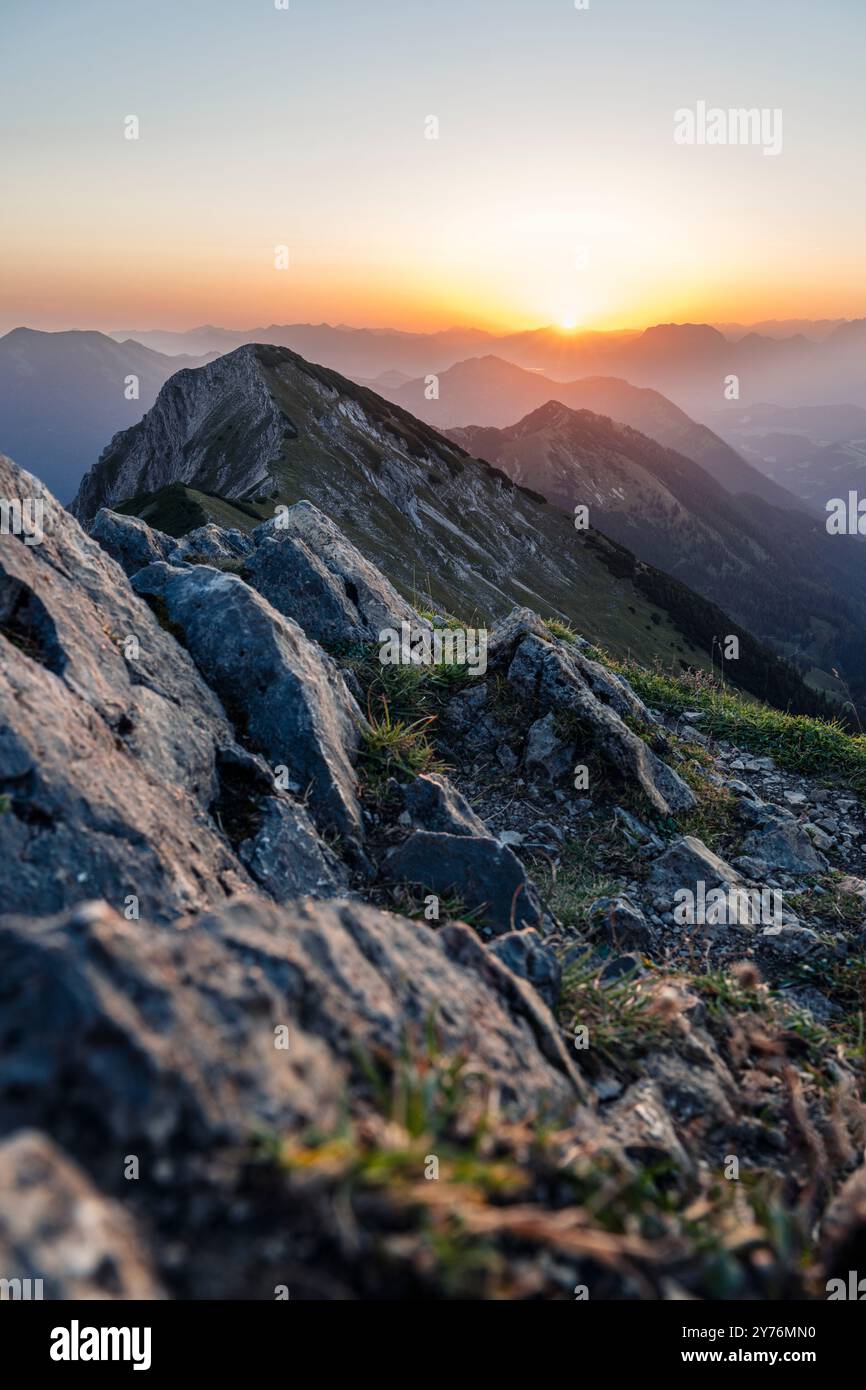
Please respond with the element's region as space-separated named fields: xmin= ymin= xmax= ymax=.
xmin=543 ymin=617 xmax=578 ymax=645
xmin=558 ymin=951 xmax=669 ymax=1072
xmin=544 ymin=831 xmax=627 ymax=935
xmin=358 ymin=700 xmax=443 ymax=787
xmin=615 ymin=662 xmax=866 ymax=793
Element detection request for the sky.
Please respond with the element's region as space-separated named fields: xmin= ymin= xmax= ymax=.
xmin=1 ymin=0 xmax=864 ymax=335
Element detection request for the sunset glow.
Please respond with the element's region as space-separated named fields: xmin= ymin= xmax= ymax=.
xmin=2 ymin=0 xmax=865 ymax=335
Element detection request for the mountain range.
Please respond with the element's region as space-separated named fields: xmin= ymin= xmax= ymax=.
xmin=0 ymin=328 xmax=213 ymax=499
xmin=709 ymin=401 xmax=866 ymax=508
xmin=374 ymin=355 xmax=799 ymax=510
xmin=107 ymin=318 xmax=866 ymax=417
xmin=450 ymin=401 xmax=866 ymax=700
xmin=70 ymin=343 xmax=843 ymax=717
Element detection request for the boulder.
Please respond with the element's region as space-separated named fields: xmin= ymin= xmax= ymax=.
xmin=250 ymin=500 xmax=423 ymax=645
xmin=606 ymin=1079 xmax=694 ymax=1179
xmin=648 ymin=835 xmax=741 ymax=907
xmin=131 ymin=561 xmax=366 ymax=849
xmin=506 ymin=634 xmax=695 ymax=816
xmin=0 ymin=456 xmax=256 ymax=921
xmin=741 ymin=815 xmax=828 ymax=874
xmin=0 ymin=898 xmax=587 ymax=1180
xmin=168 ymin=524 xmax=253 ymax=563
xmin=385 ymin=831 xmax=545 ymax=935
xmin=488 ymin=929 xmax=561 ymax=1008
xmin=90 ymin=507 xmax=175 ymax=577
xmin=400 ymin=772 xmax=489 ymax=837
xmin=588 ymin=896 xmax=654 ymax=953
xmin=523 ymin=711 xmax=575 ymax=782
xmin=244 ymin=535 xmax=368 ymax=647
xmin=237 ymin=798 xmax=349 ymax=900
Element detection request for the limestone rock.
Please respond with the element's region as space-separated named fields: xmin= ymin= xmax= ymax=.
xmin=385 ymin=831 xmax=545 ymax=934
xmin=0 ymin=1131 xmax=164 ymax=1300
xmin=506 ymin=633 xmax=694 ymax=816
xmin=132 ymin=561 xmax=366 ymax=849
xmin=90 ymin=507 xmax=174 ymax=576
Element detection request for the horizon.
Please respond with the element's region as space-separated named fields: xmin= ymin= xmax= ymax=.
xmin=3 ymin=0 xmax=866 ymax=335
xmin=3 ymin=314 xmax=863 ymax=344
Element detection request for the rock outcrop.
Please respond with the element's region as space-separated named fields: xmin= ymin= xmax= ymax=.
xmin=3 ymin=444 xmax=865 ymax=1302
xmin=131 ymin=560 xmax=367 ymax=850
xmin=0 ymin=456 xmax=256 ymax=920
xmin=500 ymin=624 xmax=695 ymax=817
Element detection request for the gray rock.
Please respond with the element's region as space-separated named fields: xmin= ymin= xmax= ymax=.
xmin=132 ymin=561 xmax=366 ymax=849
xmin=524 ymin=711 xmax=575 ymax=781
xmin=244 ymin=535 xmax=366 ymax=647
xmin=803 ymin=823 xmax=834 ymax=852
xmin=486 ymin=606 xmax=550 ymax=657
xmin=588 ymin=896 xmax=654 ymax=952
xmin=90 ymin=507 xmax=175 ymax=576
xmin=741 ymin=815 xmax=827 ymax=874
xmin=443 ymin=682 xmax=489 ymax=733
xmin=0 ymin=455 xmax=257 ymax=921
xmin=385 ymin=831 xmax=545 ymax=934
xmin=606 ymin=1080 xmax=693 ymax=1178
xmin=238 ymin=798 xmax=349 ymax=900
xmin=488 ymin=929 xmax=561 ymax=1008
xmin=250 ymin=500 xmax=423 ymax=646
xmin=783 ymin=789 xmax=807 ymax=807
xmin=0 ymin=898 xmax=587 ymax=1170
xmin=497 ymin=829 xmax=525 ymax=848
xmin=0 ymin=894 xmax=590 ymax=1297
xmin=401 ymin=773 xmax=489 ymax=837
xmin=0 ymin=1131 xmax=164 ymax=1300
xmin=726 ymin=779 xmax=759 ymax=799
xmin=613 ymin=805 xmax=664 ymax=850
xmin=733 ymin=855 xmax=772 ymax=880
xmin=506 ymin=634 xmax=694 ymax=816
xmin=648 ymin=835 xmax=741 ymax=905
xmin=168 ymin=524 xmax=253 ymax=563
xmin=757 ymin=924 xmax=821 ymax=956
xmin=489 ymin=607 xmax=654 ymax=723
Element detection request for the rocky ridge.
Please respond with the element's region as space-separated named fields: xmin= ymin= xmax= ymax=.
xmin=2 ymin=453 xmax=866 ymax=1299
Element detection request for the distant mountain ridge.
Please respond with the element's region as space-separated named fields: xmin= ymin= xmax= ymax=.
xmin=0 ymin=328 xmax=213 ymax=500
xmin=377 ymin=354 xmax=799 ymax=511
xmin=450 ymin=401 xmax=866 ymax=703
xmin=70 ymin=342 xmax=826 ymax=715
xmin=106 ymin=318 xmax=866 ymax=416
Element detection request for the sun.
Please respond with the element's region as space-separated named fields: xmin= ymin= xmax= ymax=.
xmin=559 ymin=316 xmax=578 ymax=332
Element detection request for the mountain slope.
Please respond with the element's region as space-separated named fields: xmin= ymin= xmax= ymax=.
xmin=0 ymin=328 xmax=213 ymax=500
xmin=6 ymin=448 xmax=866 ymax=1301
xmin=71 ymin=344 xmax=826 ymax=715
xmin=382 ymin=355 xmax=798 ymax=509
xmin=110 ymin=318 xmax=866 ymax=416
xmin=450 ymin=402 xmax=866 ymax=702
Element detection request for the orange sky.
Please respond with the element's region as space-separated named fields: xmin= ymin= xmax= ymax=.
xmin=3 ymin=0 xmax=865 ymax=336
